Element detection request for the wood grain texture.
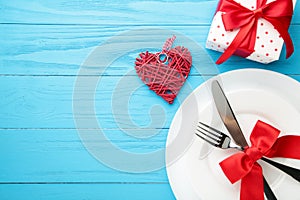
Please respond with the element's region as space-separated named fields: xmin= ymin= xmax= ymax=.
xmin=0 ymin=0 xmax=299 ymax=25
xmin=1 ymin=74 xmax=300 ymax=128
xmin=1 ymin=25 xmax=300 ymax=76
xmin=1 ymin=0 xmax=300 ymax=199
xmin=0 ymin=183 xmax=175 ymax=200
xmin=0 ymin=0 xmax=222 ymax=25
xmin=0 ymin=129 xmax=169 ymax=182
xmin=0 ymin=75 xmax=208 ymax=128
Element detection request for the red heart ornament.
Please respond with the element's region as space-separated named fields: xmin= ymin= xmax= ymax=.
xmin=135 ymin=36 xmax=192 ymax=104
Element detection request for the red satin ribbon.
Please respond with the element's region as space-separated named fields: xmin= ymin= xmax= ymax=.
xmin=219 ymin=120 xmax=300 ymax=200
xmin=216 ymin=0 xmax=294 ymax=64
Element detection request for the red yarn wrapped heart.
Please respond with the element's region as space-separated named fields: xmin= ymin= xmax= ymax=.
xmin=135 ymin=36 xmax=192 ymax=104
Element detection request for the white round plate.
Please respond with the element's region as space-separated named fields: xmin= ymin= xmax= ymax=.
xmin=166 ymin=69 xmax=300 ymax=200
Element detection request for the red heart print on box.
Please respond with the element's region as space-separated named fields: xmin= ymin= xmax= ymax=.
xmin=135 ymin=36 xmax=192 ymax=104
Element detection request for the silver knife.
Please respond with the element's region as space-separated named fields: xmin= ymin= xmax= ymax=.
xmin=211 ymin=79 xmax=277 ymax=200
xmin=211 ymin=80 xmax=248 ymax=147
xmin=211 ymin=79 xmax=300 ymax=181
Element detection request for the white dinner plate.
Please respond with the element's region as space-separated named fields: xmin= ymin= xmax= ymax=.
xmin=166 ymin=69 xmax=300 ymax=200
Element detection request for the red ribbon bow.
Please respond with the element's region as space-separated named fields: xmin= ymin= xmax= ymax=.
xmin=216 ymin=0 xmax=294 ymax=64
xmin=220 ymin=120 xmax=300 ymax=200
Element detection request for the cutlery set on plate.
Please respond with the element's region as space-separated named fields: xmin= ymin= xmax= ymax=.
xmin=166 ymin=69 xmax=300 ymax=200
xmin=195 ymin=80 xmax=300 ymax=200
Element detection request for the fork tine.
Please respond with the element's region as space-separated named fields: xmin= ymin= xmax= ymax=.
xmin=199 ymin=122 xmax=225 ymax=136
xmin=195 ymin=122 xmax=243 ymax=151
xmin=196 ymin=127 xmax=221 ymax=143
xmin=195 ymin=130 xmax=218 ymax=147
xmin=197 ymin=123 xmax=221 ymax=139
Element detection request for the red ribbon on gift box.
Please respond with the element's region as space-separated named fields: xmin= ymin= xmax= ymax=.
xmin=219 ymin=120 xmax=300 ymax=200
xmin=216 ymin=0 xmax=294 ymax=64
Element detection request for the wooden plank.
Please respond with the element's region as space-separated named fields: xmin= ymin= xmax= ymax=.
xmin=2 ymin=76 xmax=300 ymax=182
xmin=0 ymin=0 xmax=217 ymax=25
xmin=1 ymin=74 xmax=300 ymax=129
xmin=1 ymin=1 xmax=298 ymax=199
xmin=0 ymin=25 xmax=211 ymax=76
xmin=1 ymin=24 xmax=300 ymax=76
xmin=0 ymin=75 xmax=208 ymax=129
xmin=1 ymin=0 xmax=299 ymax=25
xmin=0 ymin=183 xmax=175 ymax=200
xmin=0 ymin=129 xmax=169 ymax=182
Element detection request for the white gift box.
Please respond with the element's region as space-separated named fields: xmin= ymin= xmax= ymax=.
xmin=206 ymin=0 xmax=296 ymax=64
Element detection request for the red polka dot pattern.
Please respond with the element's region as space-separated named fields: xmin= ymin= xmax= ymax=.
xmin=206 ymin=8 xmax=285 ymax=64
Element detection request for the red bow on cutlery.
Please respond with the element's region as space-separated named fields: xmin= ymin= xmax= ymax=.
xmin=216 ymin=0 xmax=294 ymax=64
xmin=219 ymin=120 xmax=300 ymax=200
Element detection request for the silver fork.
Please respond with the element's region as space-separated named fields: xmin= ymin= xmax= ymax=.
xmin=195 ymin=121 xmax=300 ymax=183
xmin=195 ymin=122 xmax=243 ymax=151
xmin=195 ymin=121 xmax=278 ymax=200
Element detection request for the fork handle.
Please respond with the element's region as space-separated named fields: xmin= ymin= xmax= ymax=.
xmin=261 ymin=157 xmax=300 ymax=182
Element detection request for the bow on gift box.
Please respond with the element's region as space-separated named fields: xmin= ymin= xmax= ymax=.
xmin=219 ymin=120 xmax=300 ymax=200
xmin=216 ymin=0 xmax=294 ymax=64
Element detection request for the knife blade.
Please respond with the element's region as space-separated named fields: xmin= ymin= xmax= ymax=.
xmin=211 ymin=79 xmax=277 ymax=200
xmin=211 ymin=80 xmax=248 ymax=147
xmin=211 ymin=79 xmax=300 ymax=183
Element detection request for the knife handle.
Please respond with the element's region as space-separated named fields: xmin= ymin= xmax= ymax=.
xmin=261 ymin=157 xmax=300 ymax=182
xmin=263 ymin=177 xmax=277 ymax=200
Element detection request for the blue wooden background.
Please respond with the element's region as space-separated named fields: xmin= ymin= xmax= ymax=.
xmin=0 ymin=0 xmax=299 ymax=199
